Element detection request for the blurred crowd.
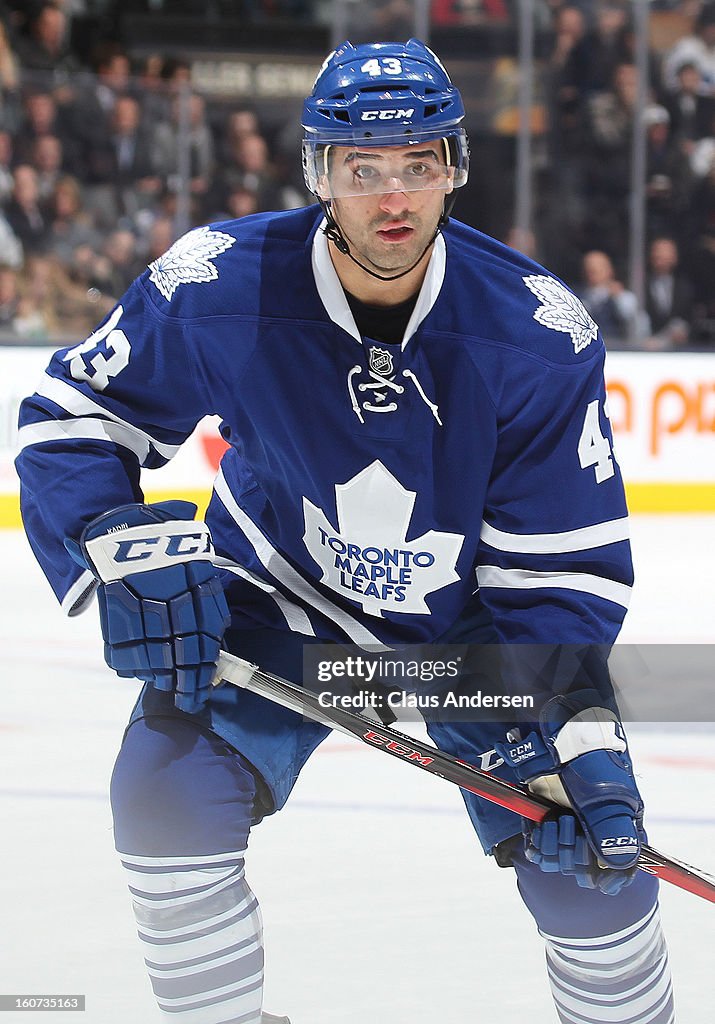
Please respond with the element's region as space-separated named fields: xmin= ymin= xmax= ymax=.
xmin=0 ymin=1 xmax=312 ymax=343
xmin=535 ymin=0 xmax=715 ymax=348
xmin=0 ymin=0 xmax=714 ymax=348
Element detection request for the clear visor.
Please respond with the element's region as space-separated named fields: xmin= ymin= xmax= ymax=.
xmin=302 ymin=130 xmax=469 ymax=199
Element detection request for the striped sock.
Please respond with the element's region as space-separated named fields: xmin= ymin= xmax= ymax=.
xmin=119 ymin=848 xmax=264 ymax=1023
xmin=541 ymin=904 xmax=675 ymax=1023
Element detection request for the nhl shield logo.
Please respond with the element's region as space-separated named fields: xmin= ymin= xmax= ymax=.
xmin=369 ymin=346 xmax=394 ymax=377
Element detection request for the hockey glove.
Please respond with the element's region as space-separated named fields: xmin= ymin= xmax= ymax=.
xmin=66 ymin=500 xmax=231 ymax=713
xmin=495 ymin=696 xmax=644 ymax=895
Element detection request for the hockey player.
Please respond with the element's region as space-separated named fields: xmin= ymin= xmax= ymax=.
xmin=16 ymin=40 xmax=674 ymax=1024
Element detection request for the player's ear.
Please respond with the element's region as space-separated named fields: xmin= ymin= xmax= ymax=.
xmin=316 ymin=172 xmax=332 ymax=201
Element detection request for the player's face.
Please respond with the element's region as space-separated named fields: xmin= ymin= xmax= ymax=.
xmin=327 ymin=144 xmax=453 ymax=274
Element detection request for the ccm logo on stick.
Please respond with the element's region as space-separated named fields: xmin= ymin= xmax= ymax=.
xmin=363 ymin=730 xmax=434 ymax=765
xmin=114 ymin=533 xmax=211 ymax=563
xmin=361 ymin=109 xmax=415 ymax=121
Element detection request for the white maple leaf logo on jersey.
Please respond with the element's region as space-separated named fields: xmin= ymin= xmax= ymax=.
xmin=523 ymin=275 xmax=599 ymax=353
xmin=303 ymin=461 xmax=464 ymax=617
xmin=148 ymin=226 xmax=235 ymax=300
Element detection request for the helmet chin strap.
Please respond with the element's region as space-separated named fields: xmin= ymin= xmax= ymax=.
xmin=319 ymin=194 xmax=457 ymax=284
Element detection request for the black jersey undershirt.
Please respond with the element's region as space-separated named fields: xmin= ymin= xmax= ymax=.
xmin=344 ymin=290 xmax=419 ymax=346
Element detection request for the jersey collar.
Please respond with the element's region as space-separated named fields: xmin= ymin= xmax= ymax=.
xmin=311 ymin=219 xmax=446 ymax=351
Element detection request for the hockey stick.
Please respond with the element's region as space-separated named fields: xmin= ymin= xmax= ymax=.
xmin=213 ymin=650 xmax=715 ymax=904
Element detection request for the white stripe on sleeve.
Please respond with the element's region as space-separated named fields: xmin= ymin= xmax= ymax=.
xmin=480 ymin=517 xmax=630 ymax=554
xmin=476 ymin=565 xmax=632 ymax=609
xmin=34 ymin=374 xmax=181 ymax=460
xmin=17 ymin=418 xmax=153 ymax=462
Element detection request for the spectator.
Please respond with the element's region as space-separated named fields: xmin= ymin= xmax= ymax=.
xmin=685 ymin=154 xmax=715 ymax=339
xmin=70 ymin=44 xmax=132 ymax=130
xmin=689 ymin=108 xmax=715 ymax=177
xmin=560 ymin=1 xmax=633 ymax=97
xmin=219 ymin=130 xmax=299 ymax=212
xmin=431 ymin=0 xmax=511 ymax=27
xmin=0 ymin=262 xmax=19 ymax=336
xmin=543 ymin=5 xmax=590 ymax=275
xmin=643 ymin=104 xmax=693 ymax=241
xmin=645 ymin=236 xmax=694 ymax=347
xmin=102 ymin=228 xmax=143 ymax=297
xmin=582 ymin=61 xmax=643 ymax=254
xmin=145 ymin=214 xmax=174 ymax=264
xmin=503 ymin=224 xmax=538 ymax=260
xmin=549 ymin=5 xmax=588 ymax=83
xmin=349 ymin=0 xmax=417 ymax=41
xmin=0 ymin=19 xmax=18 ymax=91
xmin=153 ymin=55 xmax=192 ymax=121
xmin=0 ymin=18 xmax=19 ymax=130
xmin=0 ymin=206 xmax=22 ymax=268
xmin=576 ymin=249 xmax=646 ymax=345
xmin=16 ymin=252 xmax=109 ymax=341
xmin=211 ymin=183 xmax=259 ymax=223
xmin=46 ymin=174 xmax=100 ymax=263
xmin=160 ymin=56 xmax=191 ymax=93
xmin=67 ymin=240 xmax=113 ymax=296
xmin=588 ymin=61 xmax=640 ymax=152
xmin=84 ymin=94 xmax=161 ymax=227
xmin=665 ymin=62 xmax=715 ymax=155
xmin=147 ymin=183 xmax=204 ymax=235
xmin=135 ymin=53 xmax=169 ymax=124
xmin=13 ymin=3 xmax=82 ymax=78
xmin=0 ymin=128 xmax=14 ymax=202
xmin=31 ymin=132 xmax=64 ymax=202
xmin=663 ymin=2 xmax=715 ymax=93
xmin=14 ymin=254 xmax=59 ymax=341
xmin=152 ymin=93 xmax=214 ymax=209
xmin=609 ymin=11 xmax=664 ymax=98
xmin=4 ymin=163 xmax=49 ymax=254
xmin=68 ymin=44 xmax=134 ymax=185
xmin=220 ymin=107 xmax=260 ymax=164
xmin=14 ymin=89 xmax=77 ymax=170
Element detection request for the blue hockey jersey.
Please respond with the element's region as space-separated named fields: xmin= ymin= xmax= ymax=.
xmin=16 ymin=206 xmax=632 ymax=651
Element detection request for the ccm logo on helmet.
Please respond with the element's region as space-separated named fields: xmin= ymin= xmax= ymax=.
xmin=361 ymin=109 xmax=415 ymax=121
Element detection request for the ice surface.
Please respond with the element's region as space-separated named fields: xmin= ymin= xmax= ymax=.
xmin=1 ymin=519 xmax=713 ymax=1023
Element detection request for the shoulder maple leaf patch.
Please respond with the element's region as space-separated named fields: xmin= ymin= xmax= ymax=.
xmin=148 ymin=226 xmax=236 ymax=301
xmin=523 ymin=274 xmax=599 ymax=354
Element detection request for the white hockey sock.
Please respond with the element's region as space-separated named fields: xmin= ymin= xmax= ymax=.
xmin=119 ymin=848 xmax=264 ymax=1024
xmin=541 ymin=904 xmax=675 ymax=1024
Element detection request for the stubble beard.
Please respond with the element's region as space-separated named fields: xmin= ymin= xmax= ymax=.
xmin=364 ymin=215 xmax=428 ymax=272
xmin=336 ymin=206 xmax=436 ymax=273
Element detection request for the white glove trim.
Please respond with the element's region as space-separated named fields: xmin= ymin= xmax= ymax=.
xmin=552 ymin=707 xmax=627 ymax=765
xmin=528 ymin=773 xmax=572 ymax=808
xmin=84 ymin=520 xmax=214 ymax=582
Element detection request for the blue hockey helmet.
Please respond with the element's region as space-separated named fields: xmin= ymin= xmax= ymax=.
xmin=302 ymin=39 xmax=469 ymax=199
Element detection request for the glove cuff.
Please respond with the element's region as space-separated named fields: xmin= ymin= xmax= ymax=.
xmin=550 ymin=707 xmax=626 ymax=765
xmin=497 ymin=693 xmax=627 ymax=783
xmin=77 ymin=501 xmax=214 ymax=583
